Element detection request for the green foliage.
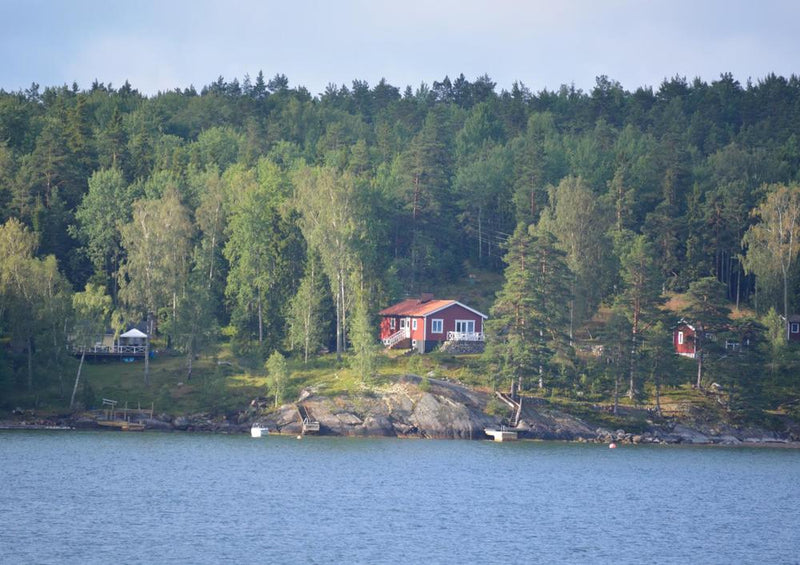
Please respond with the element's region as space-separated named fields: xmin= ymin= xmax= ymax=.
xmin=348 ymin=286 xmax=379 ymax=382
xmin=288 ymin=252 xmax=329 ymax=363
xmin=742 ymin=183 xmax=800 ymax=320
xmin=223 ymin=162 xmax=302 ymax=350
xmin=80 ymin=378 xmax=97 ymax=410
xmin=486 ymin=222 xmax=571 ymax=390
xmin=418 ymin=375 xmax=431 ymax=393
xmin=484 ymin=395 xmax=505 ymax=416
xmin=265 ymin=351 xmax=289 ymax=407
xmin=5 ymin=72 xmax=800 ymax=421
xmin=72 ymin=167 xmax=131 ymax=291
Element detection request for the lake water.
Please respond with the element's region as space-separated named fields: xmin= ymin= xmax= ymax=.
xmin=1 ymin=431 xmax=799 ymax=564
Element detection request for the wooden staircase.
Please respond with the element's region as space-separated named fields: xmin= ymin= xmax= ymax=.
xmin=297 ymin=403 xmax=320 ymax=434
xmin=382 ymin=328 xmax=410 ymax=349
xmin=496 ymin=392 xmax=522 ymax=428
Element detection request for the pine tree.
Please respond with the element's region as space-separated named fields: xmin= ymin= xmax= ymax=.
xmin=486 ymin=223 xmax=571 ymax=391
xmin=681 ymin=277 xmax=731 ymax=389
xmin=614 ymin=232 xmax=664 ymax=400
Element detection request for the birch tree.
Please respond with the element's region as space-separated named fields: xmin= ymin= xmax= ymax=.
xmin=288 ymin=252 xmax=328 ymax=363
xmin=224 ymin=162 xmax=302 ymax=350
xmin=293 ymin=166 xmax=360 ymax=360
xmin=742 ymin=183 xmax=800 ymax=323
xmin=70 ymin=284 xmax=111 ymax=408
xmin=119 ymin=187 xmax=193 ymax=385
xmin=540 ymin=175 xmax=613 ymax=341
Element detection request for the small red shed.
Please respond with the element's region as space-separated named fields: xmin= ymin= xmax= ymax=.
xmin=379 ymin=294 xmax=487 ymax=353
xmin=674 ymin=322 xmax=697 ymax=358
xmin=788 ymin=315 xmax=800 ymax=342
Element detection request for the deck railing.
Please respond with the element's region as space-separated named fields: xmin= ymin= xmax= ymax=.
xmin=446 ymin=331 xmax=484 ymax=342
xmin=67 ymin=344 xmax=146 ymax=355
xmin=382 ymin=328 xmax=410 ymax=347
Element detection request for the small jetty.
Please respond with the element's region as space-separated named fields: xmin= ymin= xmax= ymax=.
xmin=484 ymin=426 xmax=519 ymax=442
xmin=97 ymin=420 xmax=145 ymax=431
xmin=485 ymin=390 xmax=523 ymax=441
xmin=95 ymin=398 xmax=150 ymax=432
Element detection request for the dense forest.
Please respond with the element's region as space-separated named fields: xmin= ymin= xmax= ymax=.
xmin=2 ymin=71 xmax=800 ymax=416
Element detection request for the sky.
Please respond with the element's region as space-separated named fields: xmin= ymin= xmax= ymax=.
xmin=1 ymin=0 xmax=799 ymax=97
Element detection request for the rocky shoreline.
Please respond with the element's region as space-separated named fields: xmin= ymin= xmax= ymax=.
xmin=4 ymin=375 xmax=799 ymax=446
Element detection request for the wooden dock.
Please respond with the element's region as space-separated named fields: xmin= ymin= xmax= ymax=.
xmin=95 ymin=398 xmax=150 ymax=431
xmin=97 ymin=420 xmax=145 ymax=431
xmin=484 ymin=427 xmax=519 ymax=442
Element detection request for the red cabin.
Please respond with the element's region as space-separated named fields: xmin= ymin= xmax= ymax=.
xmin=379 ymin=294 xmax=488 ymax=353
xmin=674 ymin=322 xmax=697 ymax=358
xmin=788 ymin=315 xmax=800 ymax=342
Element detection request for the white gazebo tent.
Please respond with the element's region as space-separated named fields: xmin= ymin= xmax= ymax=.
xmin=119 ymin=328 xmax=148 ymax=347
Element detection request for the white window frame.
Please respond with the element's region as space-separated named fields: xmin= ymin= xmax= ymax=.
xmin=390 ymin=318 xmax=396 ymax=330
xmin=412 ymin=319 xmax=418 ymax=331
xmin=677 ymin=331 xmax=684 ymax=345
xmin=455 ymin=319 xmax=475 ymax=334
xmin=431 ymin=319 xmax=443 ymax=334
xmin=792 ymin=323 xmax=799 ymax=334
xmin=400 ymin=318 xmax=409 ymax=330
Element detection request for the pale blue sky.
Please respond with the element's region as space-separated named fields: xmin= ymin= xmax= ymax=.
xmin=1 ymin=0 xmax=798 ymax=96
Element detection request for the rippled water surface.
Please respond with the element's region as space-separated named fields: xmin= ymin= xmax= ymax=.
xmin=2 ymin=431 xmax=799 ymax=564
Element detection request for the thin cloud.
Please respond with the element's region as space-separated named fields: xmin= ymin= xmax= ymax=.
xmin=1 ymin=0 xmax=799 ymax=95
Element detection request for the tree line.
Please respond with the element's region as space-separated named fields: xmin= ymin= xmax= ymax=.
xmin=2 ymin=71 xmax=800 ymax=414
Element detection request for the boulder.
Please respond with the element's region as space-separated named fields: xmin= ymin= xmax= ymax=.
xmin=172 ymin=416 xmax=189 ymax=430
xmin=142 ymin=418 xmax=172 ymax=431
xmin=672 ymin=424 xmax=711 ymax=444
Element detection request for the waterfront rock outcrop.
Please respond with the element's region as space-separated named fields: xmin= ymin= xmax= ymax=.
xmin=4 ymin=374 xmax=798 ymax=445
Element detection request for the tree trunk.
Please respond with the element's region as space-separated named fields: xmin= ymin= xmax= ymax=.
xmin=144 ymin=314 xmax=152 ymax=387
xmin=568 ymin=298 xmax=574 ymax=346
xmin=26 ymin=336 xmax=33 ymax=392
xmin=613 ymin=373 xmax=619 ymax=415
xmin=70 ymin=350 xmax=85 ymax=409
xmin=335 ymin=272 xmax=343 ymax=361
xmin=654 ymin=370 xmax=661 ymax=417
xmin=735 ymin=260 xmax=741 ymax=311
xmin=186 ymin=337 xmax=193 ymax=381
xmin=478 ymin=206 xmax=483 ymax=261
xmin=628 ymin=308 xmax=639 ymax=400
xmin=257 ymin=288 xmax=264 ymax=344
xmin=783 ymin=265 xmax=789 ymax=324
xmin=695 ymin=333 xmax=703 ymax=389
xmin=340 ymin=270 xmax=347 ymax=352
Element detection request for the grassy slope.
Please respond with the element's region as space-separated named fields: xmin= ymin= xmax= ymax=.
xmin=5 ymin=269 xmax=792 ymax=433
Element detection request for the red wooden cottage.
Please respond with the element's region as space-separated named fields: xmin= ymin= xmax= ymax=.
xmin=674 ymin=321 xmax=697 ymax=358
xmin=379 ymin=294 xmax=488 ymax=353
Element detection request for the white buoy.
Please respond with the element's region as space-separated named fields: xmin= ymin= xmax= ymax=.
xmin=609 ymin=442 xmax=617 ymax=449
xmin=296 ymin=435 xmax=302 ymax=440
